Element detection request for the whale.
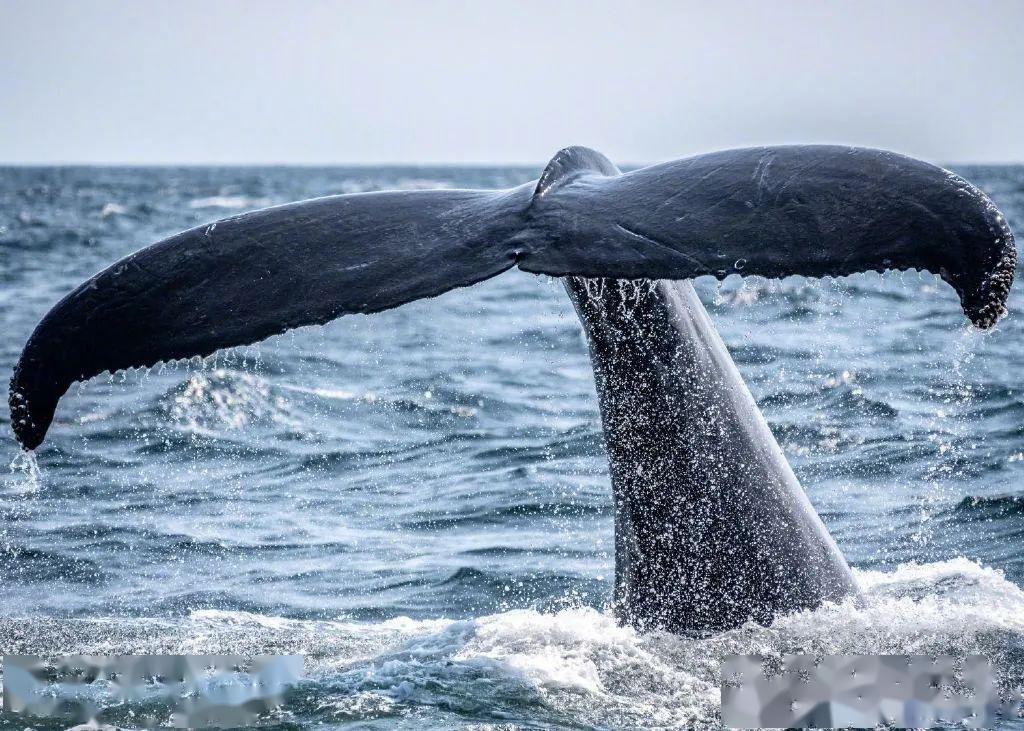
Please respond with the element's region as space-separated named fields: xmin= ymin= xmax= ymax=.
xmin=8 ymin=145 xmax=1016 ymax=632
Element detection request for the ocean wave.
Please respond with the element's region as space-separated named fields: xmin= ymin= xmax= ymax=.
xmin=0 ymin=543 xmax=106 ymax=584
xmin=0 ymin=559 xmax=1020 ymax=729
xmin=399 ymin=499 xmax=609 ymax=531
xmin=948 ymin=494 xmax=1024 ymax=520
xmin=280 ymin=381 xmax=482 ymax=421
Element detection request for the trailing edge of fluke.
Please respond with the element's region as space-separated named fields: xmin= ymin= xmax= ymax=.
xmin=9 ymin=145 xmax=1018 ymax=450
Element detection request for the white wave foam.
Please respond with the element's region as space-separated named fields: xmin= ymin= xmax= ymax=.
xmin=395 ymin=178 xmax=453 ymax=191
xmin=279 ymin=382 xmax=374 ymax=403
xmin=188 ymin=195 xmax=272 ymax=210
xmin=351 ymin=561 xmax=1024 ymax=727
xmin=100 ymin=202 xmax=127 ymax=218
xmin=280 ymin=382 xmax=477 ymax=418
xmin=0 ymin=560 xmax=1020 ymax=728
xmin=325 ymin=179 xmax=453 ymax=195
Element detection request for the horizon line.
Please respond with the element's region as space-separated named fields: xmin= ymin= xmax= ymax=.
xmin=3 ymin=157 xmax=1024 ymax=169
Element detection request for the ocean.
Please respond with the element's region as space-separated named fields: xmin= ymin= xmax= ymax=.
xmin=1 ymin=164 xmax=1023 ymax=729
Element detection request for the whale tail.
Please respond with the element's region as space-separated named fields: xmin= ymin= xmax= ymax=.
xmin=10 ymin=145 xmax=1016 ymax=449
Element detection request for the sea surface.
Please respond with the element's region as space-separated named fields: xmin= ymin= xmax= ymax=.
xmin=1 ymin=163 xmax=1023 ymax=729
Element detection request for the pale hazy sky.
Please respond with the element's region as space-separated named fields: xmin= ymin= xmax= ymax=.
xmin=2 ymin=0 xmax=1023 ymax=165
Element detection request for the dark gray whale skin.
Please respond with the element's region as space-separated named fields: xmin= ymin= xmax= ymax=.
xmin=567 ymin=276 xmax=856 ymax=632
xmin=9 ymin=145 xmax=1016 ymax=633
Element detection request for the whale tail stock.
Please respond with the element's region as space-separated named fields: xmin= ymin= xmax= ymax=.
xmin=10 ymin=145 xmax=1016 ymax=449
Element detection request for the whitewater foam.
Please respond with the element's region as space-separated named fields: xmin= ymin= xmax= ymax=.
xmin=188 ymin=195 xmax=273 ymax=210
xmin=0 ymin=559 xmax=1020 ymax=729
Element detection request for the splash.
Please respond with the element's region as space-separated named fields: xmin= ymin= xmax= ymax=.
xmin=7 ymin=450 xmax=41 ymax=493
xmin=166 ymin=368 xmax=298 ymax=433
xmin=0 ymin=560 xmax=1019 ymax=729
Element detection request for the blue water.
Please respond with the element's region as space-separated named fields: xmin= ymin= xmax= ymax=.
xmin=1 ymin=164 xmax=1023 ymax=729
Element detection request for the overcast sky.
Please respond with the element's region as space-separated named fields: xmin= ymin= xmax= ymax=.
xmin=2 ymin=0 xmax=1023 ymax=165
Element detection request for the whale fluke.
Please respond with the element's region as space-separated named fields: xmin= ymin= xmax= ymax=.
xmin=521 ymin=146 xmax=1016 ymax=329
xmin=9 ymin=189 xmax=524 ymax=449
xmin=9 ymin=145 xmax=1016 ymax=450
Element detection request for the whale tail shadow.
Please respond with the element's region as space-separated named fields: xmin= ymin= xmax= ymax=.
xmin=9 ymin=145 xmax=1016 ymax=450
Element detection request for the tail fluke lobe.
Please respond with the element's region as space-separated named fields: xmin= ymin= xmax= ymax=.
xmin=520 ymin=145 xmax=1015 ymax=328
xmin=9 ymin=188 xmax=527 ymax=449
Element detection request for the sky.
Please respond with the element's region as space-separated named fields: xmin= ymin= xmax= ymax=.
xmin=2 ymin=0 xmax=1023 ymax=165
